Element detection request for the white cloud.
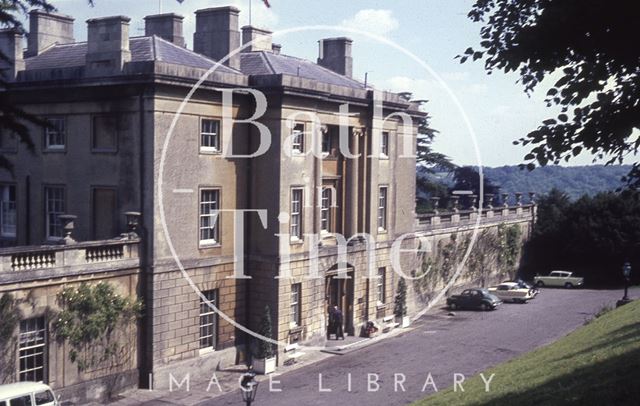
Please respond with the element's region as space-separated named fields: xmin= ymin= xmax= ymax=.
xmin=341 ymin=9 xmax=399 ymax=35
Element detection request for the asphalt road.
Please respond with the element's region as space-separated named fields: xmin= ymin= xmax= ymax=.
xmin=203 ymin=288 xmax=633 ymax=406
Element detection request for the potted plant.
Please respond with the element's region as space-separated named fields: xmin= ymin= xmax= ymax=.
xmin=394 ymin=278 xmax=410 ymax=328
xmin=253 ymin=305 xmax=276 ymax=374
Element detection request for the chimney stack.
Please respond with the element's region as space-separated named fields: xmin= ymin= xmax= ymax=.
xmin=193 ymin=6 xmax=241 ymax=70
xmin=26 ymin=10 xmax=75 ymax=57
xmin=241 ymin=26 xmax=272 ymax=52
xmin=144 ymin=13 xmax=185 ymax=47
xmin=0 ymin=29 xmax=25 ymax=80
xmin=272 ymin=43 xmax=282 ymax=55
xmin=318 ymin=37 xmax=353 ymax=78
xmin=86 ymin=16 xmax=131 ymax=75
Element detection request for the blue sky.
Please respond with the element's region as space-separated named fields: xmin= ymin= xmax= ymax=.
xmin=43 ymin=0 xmax=613 ymax=167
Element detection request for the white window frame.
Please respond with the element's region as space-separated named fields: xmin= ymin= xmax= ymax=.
xmin=199 ymin=189 xmax=220 ymax=247
xmin=44 ymin=117 xmax=66 ymax=151
xmin=380 ymin=131 xmax=389 ymax=158
xmin=291 ymin=123 xmax=305 ymax=154
xmin=199 ymin=290 xmax=218 ymax=353
xmin=44 ymin=186 xmax=65 ymax=241
xmin=378 ymin=186 xmax=388 ymax=232
xmin=290 ymin=188 xmax=303 ymax=241
xmin=18 ymin=316 xmax=47 ymax=383
xmin=377 ymin=267 xmax=386 ymax=305
xmin=321 ymin=132 xmax=331 ymax=157
xmin=200 ymin=118 xmax=221 ymax=153
xmin=290 ymin=283 xmax=301 ymax=327
xmin=320 ymin=187 xmax=331 ymax=233
xmin=0 ymin=184 xmax=16 ymax=238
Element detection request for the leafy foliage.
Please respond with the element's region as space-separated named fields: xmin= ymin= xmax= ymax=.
xmin=0 ymin=293 xmax=20 ymax=383
xmin=255 ymin=305 xmax=275 ymax=359
xmin=53 ymin=282 xmax=142 ymax=371
xmin=523 ymin=189 xmax=640 ymax=284
xmin=462 ymin=0 xmax=640 ymax=188
xmin=394 ymin=278 xmax=408 ymax=318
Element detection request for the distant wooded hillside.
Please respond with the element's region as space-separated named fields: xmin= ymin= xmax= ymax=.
xmin=417 ymin=165 xmax=633 ymax=201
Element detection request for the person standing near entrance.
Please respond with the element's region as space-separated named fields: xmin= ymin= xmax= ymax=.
xmin=333 ymin=305 xmax=344 ymax=340
xmin=327 ymin=306 xmax=336 ymax=339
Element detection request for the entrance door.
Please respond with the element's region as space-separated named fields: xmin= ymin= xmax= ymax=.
xmin=326 ymin=270 xmax=354 ymax=335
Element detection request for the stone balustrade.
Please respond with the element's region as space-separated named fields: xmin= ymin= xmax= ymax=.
xmin=0 ymin=238 xmax=140 ymax=284
xmin=415 ymin=203 xmax=536 ymax=232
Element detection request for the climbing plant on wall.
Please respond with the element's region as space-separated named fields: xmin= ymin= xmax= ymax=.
xmin=498 ymin=224 xmax=523 ymax=271
xmin=414 ymin=225 xmax=524 ymax=302
xmin=53 ymin=282 xmax=142 ymax=372
xmin=0 ymin=293 xmax=20 ymax=384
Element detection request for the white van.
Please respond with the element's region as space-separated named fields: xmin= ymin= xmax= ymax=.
xmin=0 ymin=382 xmax=58 ymax=406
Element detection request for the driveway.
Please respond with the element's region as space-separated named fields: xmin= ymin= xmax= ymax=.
xmin=199 ymin=288 xmax=633 ymax=406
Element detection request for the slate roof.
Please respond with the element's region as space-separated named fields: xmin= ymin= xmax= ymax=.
xmin=24 ymin=36 xmax=242 ymax=75
xmin=240 ymin=51 xmax=364 ymax=89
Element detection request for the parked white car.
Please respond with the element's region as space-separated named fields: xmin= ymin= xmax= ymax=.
xmin=488 ymin=282 xmax=536 ymax=303
xmin=0 ymin=382 xmax=58 ymax=406
xmin=534 ymin=271 xmax=584 ymax=288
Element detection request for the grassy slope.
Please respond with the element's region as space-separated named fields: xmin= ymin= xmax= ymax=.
xmin=415 ymin=300 xmax=640 ymax=406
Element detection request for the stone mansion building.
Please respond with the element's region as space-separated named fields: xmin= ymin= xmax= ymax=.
xmin=0 ymin=5 xmax=424 ymax=400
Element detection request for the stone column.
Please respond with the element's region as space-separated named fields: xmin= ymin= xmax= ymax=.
xmin=451 ymin=195 xmax=460 ymax=213
xmin=501 ymin=193 xmax=509 ymax=207
xmin=430 ymin=197 xmax=440 ymax=214
xmin=485 ymin=194 xmax=494 ymax=209
xmin=469 ymin=195 xmax=478 ymax=211
xmin=346 ymin=128 xmax=360 ymax=237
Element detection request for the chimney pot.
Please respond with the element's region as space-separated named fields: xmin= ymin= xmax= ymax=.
xmin=318 ymin=37 xmax=353 ymax=78
xmin=241 ymin=26 xmax=273 ymax=52
xmin=193 ymin=6 xmax=241 ymax=70
xmin=86 ymin=16 xmax=131 ymax=75
xmin=0 ymin=29 xmax=25 ymax=80
xmin=144 ymin=13 xmax=185 ymax=47
xmin=26 ymin=10 xmax=75 ymax=57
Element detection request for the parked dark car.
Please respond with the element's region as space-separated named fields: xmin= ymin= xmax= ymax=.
xmin=446 ymin=288 xmax=502 ymax=311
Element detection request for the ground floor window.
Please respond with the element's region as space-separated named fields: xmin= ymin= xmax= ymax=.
xmin=18 ymin=316 xmax=46 ymax=382
xmin=199 ymin=290 xmax=218 ymax=351
xmin=377 ymin=267 xmax=386 ymax=305
xmin=291 ymin=283 xmax=302 ymax=327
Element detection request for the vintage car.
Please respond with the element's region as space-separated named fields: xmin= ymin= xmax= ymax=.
xmin=446 ymin=288 xmax=502 ymax=311
xmin=534 ymin=270 xmax=584 ymax=288
xmin=488 ymin=282 xmax=536 ymax=303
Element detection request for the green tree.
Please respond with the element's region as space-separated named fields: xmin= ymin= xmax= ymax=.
xmin=255 ymin=305 xmax=275 ymax=359
xmin=53 ymin=282 xmax=142 ymax=372
xmin=462 ymin=0 xmax=639 ymax=188
xmin=394 ymin=278 xmax=408 ymax=318
xmin=0 ymin=293 xmax=20 ymax=383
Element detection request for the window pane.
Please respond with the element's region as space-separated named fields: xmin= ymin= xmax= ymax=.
xmin=291 ymin=283 xmax=301 ymax=326
xmin=199 ymin=290 xmax=217 ymax=349
xmin=34 ymin=390 xmax=54 ymax=405
xmin=201 ymin=119 xmax=220 ymax=151
xmin=45 ymin=187 xmax=65 ymax=239
xmin=199 ymin=189 xmax=220 ymax=244
xmin=378 ymin=187 xmax=387 ymax=230
xmin=292 ymin=124 xmax=304 ymax=153
xmin=45 ymin=118 xmax=65 ymax=149
xmin=1 ymin=185 xmax=16 ymax=237
xmin=381 ymin=132 xmax=389 ymax=156
xmin=290 ymin=189 xmax=303 ymax=238
xmin=19 ymin=316 xmax=46 ymax=383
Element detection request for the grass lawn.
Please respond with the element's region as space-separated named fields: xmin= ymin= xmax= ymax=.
xmin=414 ymin=300 xmax=640 ymax=406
